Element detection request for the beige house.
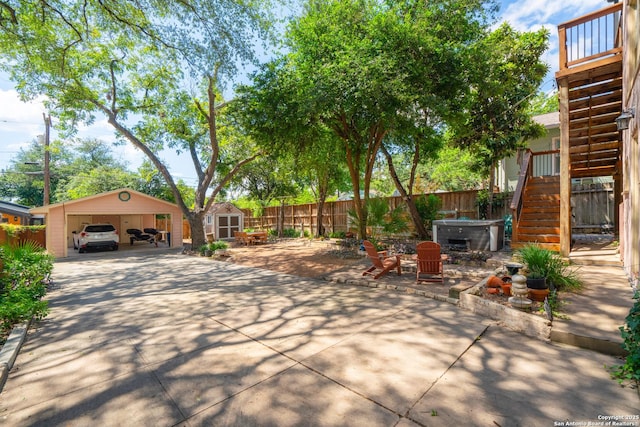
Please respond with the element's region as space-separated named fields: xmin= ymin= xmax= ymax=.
xmin=30 ymin=188 xmax=183 ymax=258
xmin=620 ymin=0 xmax=640 ymax=284
xmin=496 ymin=112 xmax=561 ymax=193
xmin=203 ymin=202 xmax=244 ymax=241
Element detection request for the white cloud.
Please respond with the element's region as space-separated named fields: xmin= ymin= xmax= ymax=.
xmin=496 ymin=0 xmax=607 ymax=92
xmin=0 ymin=89 xmax=47 ymax=139
xmin=500 ymin=0 xmax=604 ymax=32
xmin=0 ymin=89 xmax=142 ymax=171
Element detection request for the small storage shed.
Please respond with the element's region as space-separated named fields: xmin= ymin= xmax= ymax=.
xmin=29 ymin=188 xmax=183 ymax=258
xmin=204 ymin=202 xmax=244 ymax=241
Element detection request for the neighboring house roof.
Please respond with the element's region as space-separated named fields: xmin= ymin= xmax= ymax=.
xmin=533 ymin=112 xmax=560 ymax=129
xmin=0 ymin=200 xmax=32 ymax=217
xmin=29 ymin=188 xmax=180 ymax=214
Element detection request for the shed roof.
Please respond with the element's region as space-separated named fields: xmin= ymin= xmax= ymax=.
xmin=207 ymin=202 xmax=243 ymax=215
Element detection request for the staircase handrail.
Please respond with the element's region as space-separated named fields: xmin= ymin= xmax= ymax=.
xmin=510 ymin=150 xmax=533 ymax=244
xmin=510 ymin=150 xmax=532 ymax=211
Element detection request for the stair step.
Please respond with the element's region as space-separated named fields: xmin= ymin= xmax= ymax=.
xmin=523 ymin=192 xmax=560 ymax=200
xmin=513 ymin=173 xmax=560 ymax=251
xmin=516 ymin=226 xmax=560 ymax=235
xmin=511 ymin=242 xmax=561 ymax=252
xmin=518 ymin=220 xmax=561 ymax=228
xmin=521 ymin=207 xmax=560 ymax=215
xmin=515 ymin=234 xmax=560 ymax=243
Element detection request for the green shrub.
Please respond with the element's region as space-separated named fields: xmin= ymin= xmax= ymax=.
xmin=348 ymin=198 xmax=409 ymax=239
xmin=416 ymin=194 xmax=442 ymax=230
xmin=0 ymin=241 xmax=52 ymax=337
xmin=610 ymin=291 xmax=640 ymax=386
xmin=329 ymin=231 xmax=346 ymax=239
xmin=281 ymin=228 xmax=299 ymax=238
xmin=208 ymin=240 xmax=229 ymax=251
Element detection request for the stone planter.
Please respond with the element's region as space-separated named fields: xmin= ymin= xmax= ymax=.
xmin=460 ymin=281 xmax=551 ymax=340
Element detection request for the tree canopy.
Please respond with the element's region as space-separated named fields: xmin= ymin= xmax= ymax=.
xmin=451 ymin=23 xmax=549 ymax=178
xmin=236 ymin=0 xmax=497 ymax=239
xmin=0 ymin=137 xmax=195 ymax=207
xmin=0 ymin=0 xmax=278 ymax=247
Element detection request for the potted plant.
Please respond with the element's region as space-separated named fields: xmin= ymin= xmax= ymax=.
xmin=515 ymin=244 xmax=551 ymax=301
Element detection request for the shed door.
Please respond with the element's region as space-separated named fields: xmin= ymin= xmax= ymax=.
xmin=217 ymin=214 xmax=241 ymax=240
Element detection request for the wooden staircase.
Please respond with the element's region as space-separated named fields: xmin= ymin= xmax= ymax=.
xmin=511 ymin=3 xmax=623 ymax=254
xmin=511 ymin=158 xmax=561 ymax=252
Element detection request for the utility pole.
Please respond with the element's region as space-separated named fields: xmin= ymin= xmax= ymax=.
xmin=42 ymin=113 xmax=51 ymax=205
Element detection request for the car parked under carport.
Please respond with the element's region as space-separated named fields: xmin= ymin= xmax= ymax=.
xmin=29 ymin=188 xmax=183 ymax=258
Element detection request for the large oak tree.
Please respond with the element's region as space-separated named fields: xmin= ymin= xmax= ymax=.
xmin=0 ymin=0 xmax=277 ymax=248
xmin=235 ymin=0 xmax=495 ymax=239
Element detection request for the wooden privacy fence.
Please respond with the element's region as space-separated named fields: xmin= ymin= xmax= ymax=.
xmin=572 ymin=182 xmax=615 ymax=231
xmin=0 ymin=226 xmax=47 ymax=248
xmin=241 ymin=191 xmax=512 ymax=236
xmin=240 ymin=186 xmax=615 ymax=237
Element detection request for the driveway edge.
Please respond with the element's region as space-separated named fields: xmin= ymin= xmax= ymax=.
xmin=0 ymin=319 xmax=31 ymax=393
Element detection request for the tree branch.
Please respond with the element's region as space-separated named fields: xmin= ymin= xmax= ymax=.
xmin=0 ymin=1 xmax=17 ymax=25
xmin=88 ymin=98 xmax=190 ymax=215
xmin=203 ymin=151 xmax=262 ymax=213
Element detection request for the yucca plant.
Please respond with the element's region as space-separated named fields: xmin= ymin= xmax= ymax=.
xmin=348 ymin=198 xmax=409 ymax=239
xmin=516 ymin=243 xmax=553 ymax=280
xmin=515 ymin=243 xmax=582 ymax=291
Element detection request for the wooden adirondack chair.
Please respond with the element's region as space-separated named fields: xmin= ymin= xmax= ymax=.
xmin=362 ymin=240 xmax=401 ymax=279
xmin=415 ymin=241 xmax=444 ymax=284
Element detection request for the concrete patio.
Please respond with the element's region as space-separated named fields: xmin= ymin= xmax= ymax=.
xmin=0 ymin=248 xmax=638 ymax=426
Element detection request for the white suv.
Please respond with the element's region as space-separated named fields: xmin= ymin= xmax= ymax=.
xmin=73 ymin=224 xmax=119 ymax=253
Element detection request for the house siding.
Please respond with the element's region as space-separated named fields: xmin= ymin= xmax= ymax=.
xmin=621 ymin=0 xmax=640 ymax=282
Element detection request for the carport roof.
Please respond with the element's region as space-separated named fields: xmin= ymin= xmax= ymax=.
xmin=29 ymin=188 xmax=180 ymax=214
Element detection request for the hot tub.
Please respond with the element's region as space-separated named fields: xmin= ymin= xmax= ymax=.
xmin=432 ymin=219 xmax=504 ymax=251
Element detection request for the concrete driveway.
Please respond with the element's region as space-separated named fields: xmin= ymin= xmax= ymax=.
xmin=0 ymin=250 xmax=638 ymax=426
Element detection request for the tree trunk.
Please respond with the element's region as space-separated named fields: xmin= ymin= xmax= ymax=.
xmin=316 ymin=198 xmax=326 ymax=238
xmin=278 ymin=200 xmax=285 ymax=238
xmin=344 ymin=148 xmax=367 ymax=239
xmin=488 ymin=160 xmax=496 ymax=218
xmin=381 ymin=145 xmax=429 ymax=239
xmin=187 ymin=211 xmax=206 ymax=251
xmin=314 ymin=174 xmax=329 ymax=237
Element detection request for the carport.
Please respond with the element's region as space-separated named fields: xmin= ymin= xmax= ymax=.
xmin=29 ymin=188 xmax=183 ymax=258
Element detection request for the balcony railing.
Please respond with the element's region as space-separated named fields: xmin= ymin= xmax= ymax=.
xmin=532 ymin=150 xmax=560 ymax=178
xmin=557 ymin=2 xmax=622 ymax=72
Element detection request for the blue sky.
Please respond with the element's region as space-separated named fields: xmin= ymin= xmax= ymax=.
xmin=0 ymin=0 xmax=609 ymax=186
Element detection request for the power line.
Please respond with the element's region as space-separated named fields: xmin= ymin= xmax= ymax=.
xmin=0 ymin=118 xmax=43 ymax=125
